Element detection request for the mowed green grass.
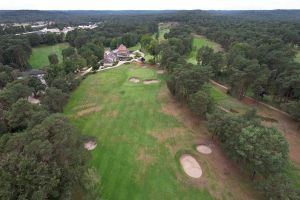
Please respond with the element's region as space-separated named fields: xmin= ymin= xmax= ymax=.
xmin=158 ymin=27 xmax=170 ymax=42
xmin=187 ymin=35 xmax=223 ymax=65
xmin=128 ymin=43 xmax=141 ymax=51
xmin=29 ymin=43 xmax=69 ymax=69
xmin=295 ymin=51 xmax=300 ymax=63
xmin=64 ymin=64 xmax=214 ymax=200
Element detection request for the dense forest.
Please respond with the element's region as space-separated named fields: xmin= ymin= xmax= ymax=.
xmin=0 ymin=9 xmax=300 ymax=199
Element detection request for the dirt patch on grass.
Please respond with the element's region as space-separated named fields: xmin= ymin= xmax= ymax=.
xmin=143 ymin=79 xmax=160 ymax=85
xmin=136 ymin=147 xmax=156 ymax=166
xmin=72 ymin=103 xmax=97 ymax=112
xmin=180 ymin=154 xmax=203 ymax=178
xmin=76 ymin=106 xmax=102 ymax=117
xmin=129 ymin=77 xmax=140 ymax=83
xmin=135 ymin=147 xmax=157 ymax=182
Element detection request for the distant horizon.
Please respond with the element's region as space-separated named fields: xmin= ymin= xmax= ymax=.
xmin=1 ymin=9 xmax=300 ymax=11
xmin=1 ymin=0 xmax=299 ymax=11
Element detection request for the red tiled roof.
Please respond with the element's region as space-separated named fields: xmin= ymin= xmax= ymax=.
xmin=117 ymin=44 xmax=128 ymax=52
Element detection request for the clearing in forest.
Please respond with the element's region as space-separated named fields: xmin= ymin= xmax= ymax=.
xmin=29 ymin=42 xmax=69 ymax=69
xmin=187 ymin=34 xmax=223 ymax=64
xmin=64 ymin=64 xmax=257 ymax=200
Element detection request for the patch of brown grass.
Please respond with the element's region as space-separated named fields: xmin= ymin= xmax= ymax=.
xmin=105 ymin=110 xmax=119 ymax=118
xmin=76 ymin=106 xmax=102 ymax=117
xmin=135 ymin=147 xmax=157 ymax=182
xmin=72 ymin=103 xmax=97 ymax=112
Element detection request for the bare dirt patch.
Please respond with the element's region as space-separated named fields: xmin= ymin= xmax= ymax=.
xmin=197 ymin=145 xmax=212 ymax=154
xmin=76 ymin=106 xmax=102 ymax=117
xmin=129 ymin=77 xmax=140 ymax=83
xmin=143 ymin=79 xmax=160 ymax=85
xmin=180 ymin=154 xmax=203 ymax=178
xmin=84 ymin=141 xmax=97 ymax=150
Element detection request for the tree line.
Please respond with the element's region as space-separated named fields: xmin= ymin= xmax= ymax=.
xmin=157 ymin=17 xmax=300 ymax=199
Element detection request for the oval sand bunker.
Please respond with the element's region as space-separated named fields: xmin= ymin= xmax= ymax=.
xmin=129 ymin=77 xmax=140 ymax=83
xmin=84 ymin=141 xmax=97 ymax=151
xmin=143 ymin=79 xmax=160 ymax=84
xmin=196 ymin=145 xmax=212 ymax=154
xmin=180 ymin=154 xmax=202 ymax=178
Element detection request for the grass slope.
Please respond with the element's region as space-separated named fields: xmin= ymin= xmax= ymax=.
xmin=65 ymin=64 xmax=214 ymax=200
xmin=295 ymin=51 xmax=300 ymax=63
xmin=29 ymin=43 xmax=69 ymax=69
xmin=128 ymin=43 xmax=141 ymax=51
xmin=187 ymin=35 xmax=223 ymax=65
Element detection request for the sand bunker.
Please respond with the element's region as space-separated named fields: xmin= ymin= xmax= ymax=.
xmin=196 ymin=145 xmax=212 ymax=154
xmin=84 ymin=141 xmax=97 ymax=150
xmin=180 ymin=154 xmax=202 ymax=178
xmin=143 ymin=79 xmax=160 ymax=85
xmin=157 ymin=70 xmax=165 ymax=74
xmin=129 ymin=77 xmax=140 ymax=83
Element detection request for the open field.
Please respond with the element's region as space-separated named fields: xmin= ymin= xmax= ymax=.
xmin=187 ymin=35 xmax=223 ymax=64
xmin=29 ymin=43 xmax=69 ymax=69
xmin=65 ymin=64 xmax=257 ymax=200
xmin=158 ymin=23 xmax=170 ymax=42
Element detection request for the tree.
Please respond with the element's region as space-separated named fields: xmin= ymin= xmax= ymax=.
xmin=188 ymin=84 xmax=215 ymax=118
xmin=4 ymin=98 xmax=35 ymax=132
xmin=287 ymin=101 xmax=300 ymax=131
xmin=27 ymin=76 xmax=46 ymax=97
xmin=0 ymin=81 xmax=32 ymax=109
xmin=168 ymin=65 xmax=212 ymax=101
xmin=62 ymin=47 xmax=76 ymax=60
xmin=41 ymin=87 xmax=68 ymax=113
xmin=147 ymin=40 xmax=160 ymax=63
xmin=0 ymin=114 xmax=88 ymax=199
xmin=48 ymin=53 xmax=59 ymax=65
xmin=237 ymin=126 xmax=289 ymax=179
xmin=197 ymin=46 xmax=214 ymax=65
xmin=256 ymin=174 xmax=300 ymax=200
xmin=140 ymin=35 xmax=153 ymax=51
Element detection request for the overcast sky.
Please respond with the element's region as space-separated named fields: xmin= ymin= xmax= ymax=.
xmin=0 ymin=0 xmax=300 ymax=10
